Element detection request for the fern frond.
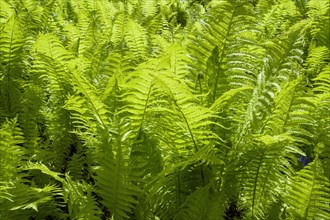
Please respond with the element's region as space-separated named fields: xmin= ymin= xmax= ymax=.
xmin=259 ymin=0 xmax=301 ymax=38
xmin=228 ymin=133 xmax=302 ymax=219
xmin=174 ymin=186 xmax=227 ymax=220
xmin=281 ymin=84 xmax=316 ymax=148
xmin=19 ymin=85 xmax=43 ymax=155
xmin=66 ymin=141 xmax=86 ymax=180
xmin=148 ymin=165 xmax=207 ymax=219
xmin=0 ymin=118 xmax=25 ymax=181
xmin=93 ymin=0 xmax=114 ymax=32
xmin=232 ymin=29 xmax=307 ymax=147
xmin=77 ymin=13 xmax=99 ymax=59
xmin=310 ymin=66 xmax=330 ymax=156
xmin=101 ymin=50 xmax=135 ymax=101
xmin=66 ymin=59 xmax=112 ymax=131
xmin=33 ymin=33 xmax=74 ymax=62
xmin=121 ymin=65 xmax=158 ymax=137
xmin=1 ymin=162 xmax=63 ymax=219
xmin=31 ymin=33 xmax=75 ymax=172
xmin=95 ymin=125 xmax=140 ymax=220
xmin=307 ymin=0 xmax=330 ymax=47
xmin=64 ymin=57 xmax=140 ymax=219
xmin=63 ymin=23 xmax=81 ymax=54
xmin=142 ymin=68 xmax=224 ymax=220
xmin=125 ymin=19 xmax=149 ymax=60
xmin=263 ymin=77 xmax=303 ymax=135
xmin=27 ymin=162 xmax=101 ymax=219
xmin=313 ymin=64 xmax=330 ymax=92
xmin=187 ymin=0 xmax=259 ymax=102
xmin=63 ymin=174 xmax=101 ymax=220
xmin=0 ymin=181 xmax=13 ymax=203
xmin=0 ymin=0 xmax=15 ymax=24
xmin=165 ymin=43 xmax=190 ymax=80
xmin=141 ymin=0 xmax=159 ymax=19
xmin=306 ymin=46 xmax=329 ymax=79
xmin=285 ymin=157 xmax=330 ymax=219
xmin=255 ymin=0 xmax=275 ymax=17
xmin=111 ymin=13 xmax=128 ymax=48
xmin=157 ymin=74 xmax=219 ymax=155
xmin=0 ymin=0 xmax=328 ymax=219
xmin=210 ymin=86 xmax=253 ymax=113
xmin=0 ymin=14 xmax=24 ymax=117
xmin=0 ymin=14 xmax=23 ymax=66
xmin=1 ymin=181 xmax=63 ymax=220
xmin=174 ymin=186 xmax=210 ymax=220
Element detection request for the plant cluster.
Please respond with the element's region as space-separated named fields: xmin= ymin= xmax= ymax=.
xmin=0 ymin=0 xmax=329 ymax=219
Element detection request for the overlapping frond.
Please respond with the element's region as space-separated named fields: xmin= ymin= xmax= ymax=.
xmin=0 ymin=14 xmax=24 ymax=118
xmin=0 ymin=118 xmax=25 ymax=181
xmin=187 ymin=0 xmax=259 ymax=103
xmin=174 ymin=186 xmax=226 ymax=220
xmin=0 ymin=14 xmax=23 ymax=67
xmin=125 ymin=19 xmax=149 ymax=60
xmin=27 ymin=162 xmax=101 ymax=219
xmin=228 ymin=133 xmax=302 ymax=219
xmin=285 ymin=157 xmax=330 ymax=219
xmin=307 ymin=0 xmax=330 ymax=47
xmin=0 ymin=0 xmax=329 ymax=219
xmin=31 ymin=33 xmax=75 ymax=171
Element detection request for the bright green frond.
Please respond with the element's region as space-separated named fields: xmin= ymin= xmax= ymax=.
xmin=285 ymin=157 xmax=330 ymax=219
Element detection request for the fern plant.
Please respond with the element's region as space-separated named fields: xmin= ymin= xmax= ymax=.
xmin=0 ymin=0 xmax=329 ymax=219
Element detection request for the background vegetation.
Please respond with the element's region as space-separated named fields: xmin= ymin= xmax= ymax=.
xmin=0 ymin=0 xmax=329 ymax=219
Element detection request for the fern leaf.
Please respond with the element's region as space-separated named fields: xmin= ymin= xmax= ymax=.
xmin=0 ymin=14 xmax=23 ymax=66
xmin=0 ymin=1 xmax=15 ymax=24
xmin=210 ymin=86 xmax=253 ymax=113
xmin=307 ymin=0 xmax=330 ymax=47
xmin=125 ymin=19 xmax=149 ymax=60
xmin=0 ymin=14 xmax=24 ymax=117
xmin=174 ymin=186 xmax=227 ymax=220
xmin=263 ymin=77 xmax=303 ymax=135
xmin=285 ymin=157 xmax=330 ymax=219
xmin=313 ymin=63 xmax=330 ymax=94
xmin=0 ymin=118 xmax=25 ymax=181
xmin=27 ymin=162 xmax=101 ymax=219
xmin=187 ymin=0 xmax=259 ymax=102
xmin=95 ymin=130 xmax=139 ymax=220
xmin=111 ymin=13 xmax=127 ymax=47
xmin=174 ymin=186 xmax=211 ymax=220
xmin=32 ymin=33 xmax=75 ymax=172
xmin=228 ymin=133 xmax=302 ymax=219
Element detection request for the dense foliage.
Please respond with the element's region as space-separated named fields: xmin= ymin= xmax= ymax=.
xmin=0 ymin=0 xmax=329 ymax=219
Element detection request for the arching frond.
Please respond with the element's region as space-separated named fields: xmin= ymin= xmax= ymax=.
xmin=0 ymin=0 xmax=329 ymax=219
